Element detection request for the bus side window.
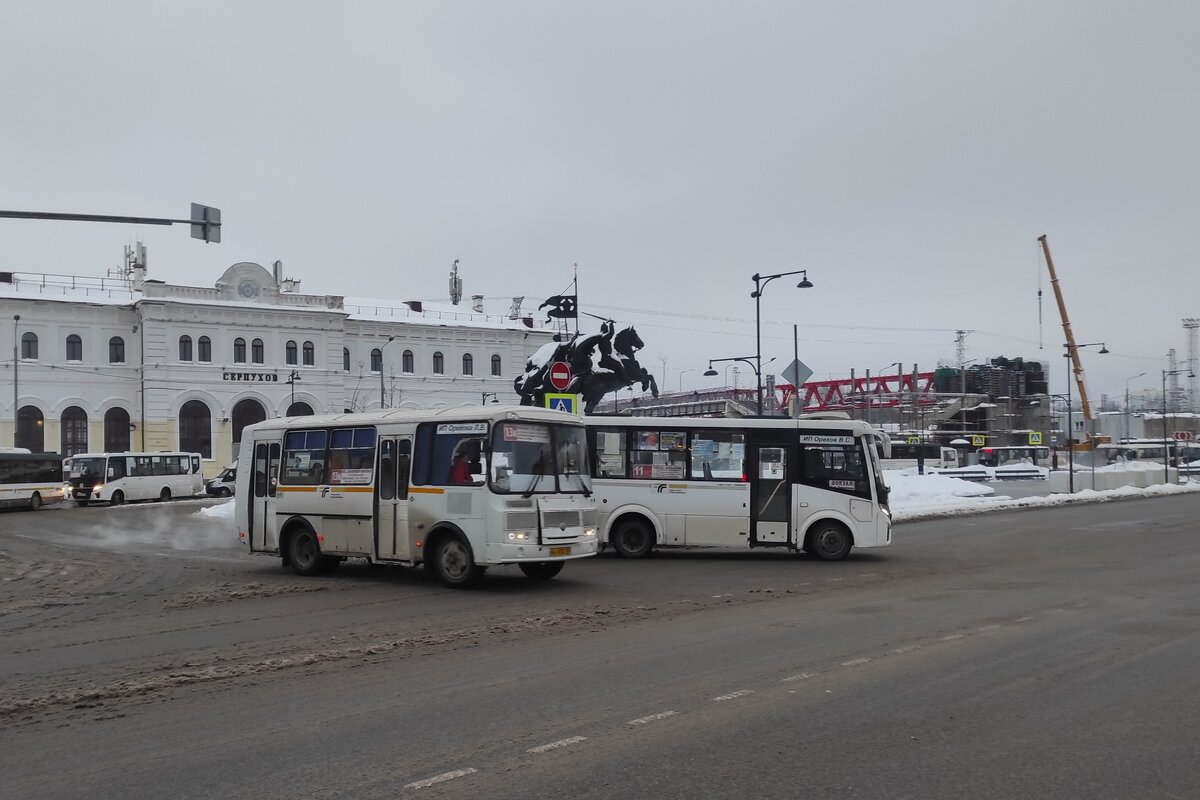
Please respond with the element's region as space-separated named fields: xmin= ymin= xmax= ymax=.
xmin=255 ymin=444 xmax=268 ymax=497
xmin=396 ymin=440 xmax=411 ymax=499
xmin=379 ymin=440 xmax=395 ymax=500
xmin=191 ymin=455 xmax=201 ymax=474
xmin=109 ymin=459 xmax=127 ymax=480
xmin=268 ymin=443 xmax=280 ymax=496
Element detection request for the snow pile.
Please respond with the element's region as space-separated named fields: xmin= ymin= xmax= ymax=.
xmin=195 ymin=500 xmax=234 ymax=519
xmin=892 ymin=470 xmax=1200 ymax=525
xmin=1094 ymin=460 xmax=1165 ymax=472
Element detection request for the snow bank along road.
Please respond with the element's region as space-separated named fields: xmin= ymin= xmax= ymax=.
xmin=2 ymin=495 xmax=1199 ymax=799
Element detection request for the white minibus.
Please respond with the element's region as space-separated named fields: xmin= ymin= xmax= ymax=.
xmin=585 ymin=415 xmax=891 ymax=561
xmin=235 ymin=406 xmax=598 ymax=588
xmin=64 ymin=452 xmax=204 ymax=505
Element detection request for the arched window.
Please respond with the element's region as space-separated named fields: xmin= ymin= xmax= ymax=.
xmin=370 ymin=348 xmax=382 ymax=373
xmin=286 ymin=401 xmax=314 ymax=416
xmin=402 ymin=350 xmax=414 ymax=374
xmin=66 ymin=334 xmax=83 ymax=362
xmin=285 ymin=340 xmax=298 ymax=365
xmin=462 ymin=353 xmax=473 ymax=376
xmin=252 ymin=338 xmax=264 ymax=364
xmin=491 ymin=354 xmax=502 ymax=377
xmin=231 ymin=398 xmax=266 ymax=447
xmin=433 ymin=351 xmax=444 ymax=375
xmin=198 ymin=336 xmax=212 ymax=363
xmin=61 ymin=406 xmax=88 ymax=458
xmin=302 ymin=341 xmax=315 ymax=366
xmin=109 ymin=336 xmax=125 ymax=364
xmin=343 ymin=348 xmax=350 ymax=372
xmin=16 ymin=406 xmax=44 ymax=452
xmin=179 ymin=399 xmax=212 ymax=458
xmin=233 ymin=337 xmax=247 ymax=363
xmin=104 ymin=407 xmax=131 ymax=452
xmin=179 ymin=335 xmax=193 ymax=362
xmin=21 ymin=332 xmax=37 ymax=360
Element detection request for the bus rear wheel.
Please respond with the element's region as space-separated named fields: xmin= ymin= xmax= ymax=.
xmin=110 ymin=490 xmax=124 ymax=506
xmin=289 ymin=528 xmax=323 ymax=576
xmin=519 ymin=561 xmax=564 ymax=581
xmin=806 ymin=521 xmax=853 ymax=562
xmin=433 ymin=535 xmax=485 ymax=589
xmin=159 ymin=487 xmax=172 ymax=502
xmin=612 ymin=518 xmax=654 ymax=558
xmin=28 ymin=492 xmax=42 ymax=511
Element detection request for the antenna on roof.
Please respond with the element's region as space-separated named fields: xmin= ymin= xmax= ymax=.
xmin=449 ymin=259 xmax=463 ymax=305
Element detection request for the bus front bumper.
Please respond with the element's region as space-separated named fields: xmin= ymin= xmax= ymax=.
xmin=486 ymin=537 xmax=599 ymax=564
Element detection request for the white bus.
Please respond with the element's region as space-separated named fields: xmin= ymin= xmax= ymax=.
xmin=64 ymin=451 xmax=204 ymax=505
xmin=0 ymin=449 xmax=65 ymax=510
xmin=235 ymin=406 xmax=599 ymax=589
xmin=585 ymin=416 xmax=891 ymax=561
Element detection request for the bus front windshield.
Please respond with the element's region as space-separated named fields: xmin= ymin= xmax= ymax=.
xmin=69 ymin=457 xmax=108 ymax=484
xmin=490 ymin=422 xmax=592 ymax=496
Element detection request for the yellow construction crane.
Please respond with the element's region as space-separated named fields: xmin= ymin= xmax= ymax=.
xmin=1037 ymin=234 xmax=1106 ymax=448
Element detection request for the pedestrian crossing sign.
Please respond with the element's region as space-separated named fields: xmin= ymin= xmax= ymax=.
xmin=1028 ymin=432 xmax=1043 ymax=445
xmin=544 ymin=393 xmax=578 ymax=414
xmin=971 ymin=434 xmax=986 ymax=447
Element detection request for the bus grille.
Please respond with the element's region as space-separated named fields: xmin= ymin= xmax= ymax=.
xmin=542 ymin=510 xmax=581 ymax=529
xmin=504 ymin=511 xmax=539 ymax=530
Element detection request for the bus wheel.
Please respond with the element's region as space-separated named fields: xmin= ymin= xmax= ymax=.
xmin=110 ymin=490 xmax=124 ymax=506
xmin=434 ymin=535 xmax=485 ymax=589
xmin=217 ymin=487 xmax=232 ymax=498
xmin=519 ymin=561 xmax=564 ymax=581
xmin=289 ymin=527 xmax=323 ymax=576
xmin=807 ymin=521 xmax=852 ymax=562
xmin=28 ymin=493 xmax=42 ymax=511
xmin=159 ymin=487 xmax=172 ymax=502
xmin=612 ymin=518 xmax=654 ymax=558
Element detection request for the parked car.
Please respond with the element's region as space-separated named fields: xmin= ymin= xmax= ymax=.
xmin=206 ymin=462 xmax=237 ymax=497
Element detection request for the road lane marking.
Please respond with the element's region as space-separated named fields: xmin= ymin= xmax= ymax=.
xmin=940 ymin=634 xmax=965 ymax=641
xmin=628 ymin=711 xmax=678 ymax=725
xmin=782 ymin=672 xmax=815 ymax=682
xmin=892 ymin=644 xmax=921 ymax=654
xmin=1015 ymin=616 xmax=1035 ymax=622
xmin=841 ymin=657 xmax=871 ymax=666
xmin=977 ymin=624 xmax=1002 ymax=632
xmin=527 ymin=736 xmax=587 ymax=753
xmin=857 ymin=573 xmax=878 ymax=578
xmin=713 ymin=689 xmax=754 ymax=701
xmin=405 ymin=768 xmax=478 ymax=789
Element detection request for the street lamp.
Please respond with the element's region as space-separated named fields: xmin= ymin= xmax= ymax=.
xmin=285 ymin=370 xmax=300 ymax=410
xmin=380 ymin=336 xmax=396 ymax=408
xmin=1124 ymin=372 xmax=1146 ymax=442
xmin=705 ymin=356 xmax=774 ymax=411
xmin=1161 ymin=367 xmax=1195 ymax=485
xmin=1048 ymin=393 xmax=1075 ymax=493
xmin=481 ymin=392 xmax=500 ymax=405
xmin=1061 ymin=341 xmax=1108 ymax=484
xmin=677 ymin=368 xmax=698 ymax=394
xmin=751 ymin=269 xmax=813 ymax=416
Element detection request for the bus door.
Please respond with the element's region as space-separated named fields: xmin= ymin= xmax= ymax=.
xmin=250 ymin=441 xmax=281 ymax=552
xmin=748 ymin=436 xmax=794 ymax=546
xmin=375 ymin=437 xmax=412 ymax=560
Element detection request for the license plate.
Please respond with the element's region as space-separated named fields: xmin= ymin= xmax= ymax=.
xmin=548 ymin=546 xmax=571 ymax=557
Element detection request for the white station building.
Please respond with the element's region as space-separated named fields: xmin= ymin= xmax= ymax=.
xmin=0 ymin=256 xmax=554 ymax=475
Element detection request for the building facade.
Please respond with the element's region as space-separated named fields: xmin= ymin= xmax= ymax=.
xmin=0 ymin=261 xmax=552 ymax=475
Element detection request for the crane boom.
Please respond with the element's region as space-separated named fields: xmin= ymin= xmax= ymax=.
xmin=1037 ymin=234 xmax=1094 ymax=422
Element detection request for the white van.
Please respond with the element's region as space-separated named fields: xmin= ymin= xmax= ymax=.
xmin=206 ymin=462 xmax=237 ymax=497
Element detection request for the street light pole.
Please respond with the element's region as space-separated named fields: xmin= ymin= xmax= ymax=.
xmin=380 ymin=336 xmax=396 ymax=408
xmin=1124 ymin=372 xmax=1146 ymax=442
xmin=751 ymin=269 xmax=812 ymax=416
xmin=1061 ymin=341 xmax=1108 ymax=492
xmin=1161 ymin=368 xmax=1195 ymax=484
xmin=705 ymin=356 xmax=773 ymax=409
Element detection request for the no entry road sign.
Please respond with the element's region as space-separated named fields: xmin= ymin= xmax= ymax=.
xmin=549 ymin=361 xmax=571 ymax=391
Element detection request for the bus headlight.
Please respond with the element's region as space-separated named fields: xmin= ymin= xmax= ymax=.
xmin=93 ymin=484 xmax=104 ymax=493
xmin=507 ymin=531 xmax=532 ymax=541
xmin=583 ymin=527 xmax=597 ymax=537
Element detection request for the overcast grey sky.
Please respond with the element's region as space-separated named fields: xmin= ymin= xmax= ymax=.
xmin=3 ymin=1 xmax=1197 ymax=402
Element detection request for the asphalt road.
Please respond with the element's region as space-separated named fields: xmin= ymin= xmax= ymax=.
xmin=1 ymin=494 xmax=1197 ymax=799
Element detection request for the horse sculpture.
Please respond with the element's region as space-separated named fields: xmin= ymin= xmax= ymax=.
xmin=514 ymin=322 xmax=659 ymax=413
